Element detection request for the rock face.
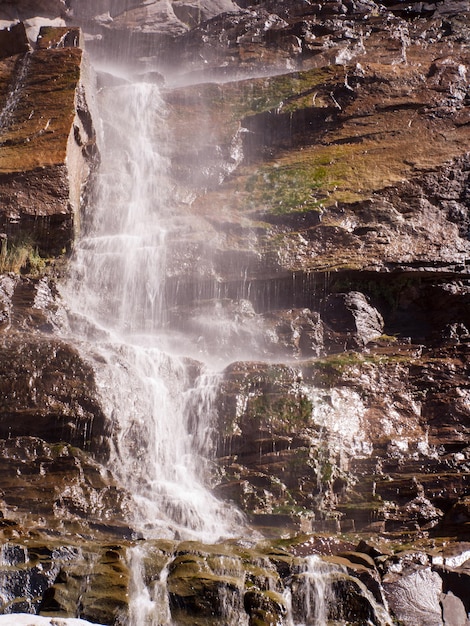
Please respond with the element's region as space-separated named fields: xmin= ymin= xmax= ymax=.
xmin=0 ymin=22 xmax=96 ymax=256
xmin=0 ymin=0 xmax=470 ymax=624
xmin=0 ymin=23 xmax=120 ymax=539
xmin=214 ymin=343 xmax=470 ymax=533
xmin=152 ymin=0 xmax=470 ymax=545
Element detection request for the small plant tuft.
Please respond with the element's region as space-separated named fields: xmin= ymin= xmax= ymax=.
xmin=0 ymin=234 xmax=46 ymax=275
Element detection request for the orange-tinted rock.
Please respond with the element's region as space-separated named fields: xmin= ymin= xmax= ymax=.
xmin=0 ymin=25 xmax=96 ymax=255
xmin=36 ymin=25 xmax=82 ymax=49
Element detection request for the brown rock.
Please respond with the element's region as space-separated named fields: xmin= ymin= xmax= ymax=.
xmin=36 ymin=25 xmax=82 ymax=49
xmin=0 ymin=22 xmax=31 ymax=60
xmin=338 ymin=551 xmax=377 ymax=570
xmin=0 ymin=336 xmax=111 ymax=456
xmin=0 ymin=25 xmax=96 ymax=256
xmin=323 ymin=292 xmax=384 ymax=348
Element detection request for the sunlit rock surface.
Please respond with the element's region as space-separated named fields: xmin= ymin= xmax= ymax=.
xmin=0 ymin=22 xmax=96 ymax=255
xmin=0 ymin=20 xmax=127 ymax=550
xmin=0 ymin=0 xmax=469 ymax=624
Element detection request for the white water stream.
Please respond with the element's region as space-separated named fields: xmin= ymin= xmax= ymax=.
xmin=62 ymin=77 xmax=241 ymax=542
xmin=0 ymin=52 xmax=31 ymax=134
xmin=288 ymin=555 xmax=340 ymax=625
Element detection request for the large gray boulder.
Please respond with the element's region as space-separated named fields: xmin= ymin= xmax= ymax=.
xmin=323 ymin=292 xmax=384 ymax=348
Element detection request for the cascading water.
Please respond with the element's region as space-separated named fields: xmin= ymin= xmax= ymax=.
xmin=0 ymin=52 xmax=31 ymax=134
xmin=286 ymin=555 xmax=343 ymax=626
xmin=62 ymin=75 xmax=241 ymax=541
xmin=58 ymin=59 xmax=373 ymax=626
xmin=128 ymin=544 xmax=171 ymax=626
xmin=0 ymin=37 xmax=398 ymax=626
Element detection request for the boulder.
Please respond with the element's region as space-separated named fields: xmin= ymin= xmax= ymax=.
xmin=323 ymin=292 xmax=384 ymax=348
xmin=383 ymin=567 xmax=443 ymax=626
xmin=433 ymin=563 xmax=470 ymax=614
xmin=440 ymin=592 xmax=468 ymax=626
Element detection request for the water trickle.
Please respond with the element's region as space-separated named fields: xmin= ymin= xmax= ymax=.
xmin=128 ymin=544 xmax=171 ymax=626
xmin=288 ymin=555 xmax=344 ymax=626
xmin=62 ymin=75 xmax=241 ymax=541
xmin=0 ymin=52 xmax=31 ymax=136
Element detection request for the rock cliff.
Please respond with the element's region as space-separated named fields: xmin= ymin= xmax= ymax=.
xmin=0 ymin=21 xmax=96 ymax=256
xmin=0 ymin=0 xmax=469 ymax=624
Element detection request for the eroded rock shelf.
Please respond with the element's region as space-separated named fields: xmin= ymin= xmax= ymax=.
xmin=0 ymin=0 xmax=469 ymax=624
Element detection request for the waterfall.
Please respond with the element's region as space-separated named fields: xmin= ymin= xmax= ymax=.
xmin=69 ymin=82 xmax=170 ymax=334
xmin=128 ymin=544 xmax=171 ymax=626
xmin=61 ymin=75 xmax=241 ymax=541
xmin=287 ymin=555 xmax=343 ymax=626
xmin=286 ymin=555 xmax=393 ymax=626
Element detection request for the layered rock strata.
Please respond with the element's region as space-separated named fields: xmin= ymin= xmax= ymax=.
xmin=0 ymin=25 xmax=120 ymax=538
xmin=0 ymin=1 xmax=469 ymax=624
xmin=0 ymin=22 xmax=96 ymax=256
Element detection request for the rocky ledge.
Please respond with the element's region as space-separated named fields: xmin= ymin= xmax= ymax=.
xmin=0 ymin=531 xmax=469 ymax=625
xmin=0 ymin=21 xmax=96 ymax=257
xmin=0 ymin=1 xmax=469 ymax=625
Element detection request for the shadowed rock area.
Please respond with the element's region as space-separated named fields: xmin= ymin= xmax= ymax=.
xmin=0 ymin=0 xmax=469 ymax=624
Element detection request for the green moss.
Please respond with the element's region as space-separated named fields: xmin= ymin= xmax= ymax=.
xmin=311 ymin=352 xmax=365 ymax=377
xmin=377 ymin=334 xmax=398 ymax=342
xmin=321 ymin=460 xmax=334 ymax=484
xmin=0 ymin=234 xmax=47 ymax=275
xmin=248 ymin=392 xmax=313 ymax=428
xmin=245 ymin=162 xmax=329 ymax=215
xmin=240 ymin=140 xmax=372 ymax=217
xmin=338 ymin=500 xmax=386 ymax=512
xmin=271 ymin=503 xmax=312 ymax=517
xmin=223 ymin=66 xmax=344 ymax=119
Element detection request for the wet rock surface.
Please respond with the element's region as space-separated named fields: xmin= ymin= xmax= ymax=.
xmin=0 ymin=0 xmax=470 ymax=624
xmin=214 ymin=343 xmax=470 ymax=534
xmin=0 ymin=534 xmax=468 ymax=625
xmin=0 ymin=22 xmax=96 ymax=256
